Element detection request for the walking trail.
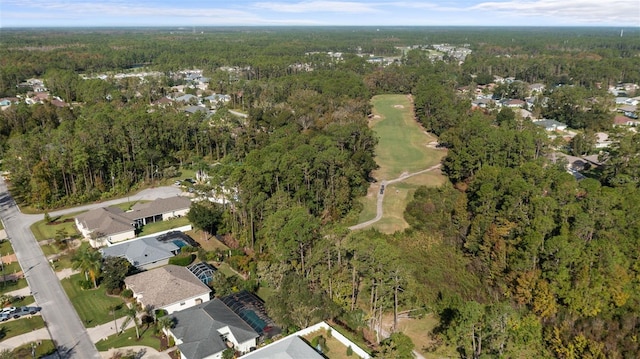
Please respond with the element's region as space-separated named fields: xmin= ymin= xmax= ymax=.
xmin=348 ymin=163 xmax=442 ymax=230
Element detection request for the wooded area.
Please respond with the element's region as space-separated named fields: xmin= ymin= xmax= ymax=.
xmin=1 ymin=27 xmax=639 ymax=358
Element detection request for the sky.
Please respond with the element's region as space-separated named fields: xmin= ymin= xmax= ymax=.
xmin=1 ymin=0 xmax=639 ymax=28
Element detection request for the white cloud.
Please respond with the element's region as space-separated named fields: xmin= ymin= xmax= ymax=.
xmin=470 ymin=0 xmax=638 ymax=24
xmin=253 ymin=1 xmax=380 ymax=13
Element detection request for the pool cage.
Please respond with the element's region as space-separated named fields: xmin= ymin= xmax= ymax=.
xmin=187 ymin=261 xmax=217 ymax=285
xmin=221 ymin=290 xmax=281 ymax=339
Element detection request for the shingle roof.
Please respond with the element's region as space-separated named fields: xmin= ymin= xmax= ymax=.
xmin=101 ymin=236 xmax=179 ymax=267
xmin=127 ymin=196 xmax=191 ymax=221
xmin=76 ymin=207 xmax=134 ymax=236
xmin=124 ymin=265 xmax=210 ymax=309
xmin=239 ymin=335 xmax=323 ymax=359
xmin=171 ymin=299 xmax=258 ymax=359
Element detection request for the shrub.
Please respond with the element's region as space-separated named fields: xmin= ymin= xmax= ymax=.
xmin=121 ymin=289 xmax=133 ymax=298
xmin=78 ymin=279 xmax=93 ymax=290
xmin=347 ymin=345 xmax=353 ymax=356
xmin=169 ymin=254 xmax=195 ymax=266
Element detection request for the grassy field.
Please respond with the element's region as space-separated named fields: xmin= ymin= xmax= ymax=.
xmin=95 ymin=326 xmax=162 ymax=352
xmin=356 ymin=94 xmax=447 ymax=233
xmin=61 ymin=273 xmax=127 ymax=327
xmin=0 ymin=316 xmax=46 ymax=342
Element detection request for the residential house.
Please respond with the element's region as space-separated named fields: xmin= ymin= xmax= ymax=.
xmin=503 ymin=99 xmax=526 ymax=108
xmin=471 ymin=98 xmax=493 ymax=109
xmin=100 ymin=235 xmax=181 ymax=270
xmin=175 ymin=94 xmax=198 ymax=104
xmin=533 ymin=119 xmax=568 ymax=131
xmin=239 ymin=335 xmax=323 ymax=359
xmin=75 ymin=207 xmax=137 ymax=246
xmin=614 ymin=115 xmax=640 ymax=127
xmin=127 ymin=196 xmax=191 ymax=227
xmin=169 ymin=299 xmax=259 ymax=359
xmin=528 ymin=83 xmax=546 ymax=94
xmin=124 ymin=265 xmax=211 ymax=314
xmin=75 ymin=196 xmax=191 ymax=246
xmin=595 ymin=132 xmax=612 ymax=149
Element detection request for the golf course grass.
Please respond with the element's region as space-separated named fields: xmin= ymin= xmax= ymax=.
xmin=356 ymin=94 xmax=447 ymax=233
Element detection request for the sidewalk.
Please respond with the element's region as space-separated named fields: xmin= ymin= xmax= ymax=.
xmin=4 ymin=268 xmax=78 ymax=298
xmin=99 ymin=345 xmax=171 ymax=359
xmin=88 ymin=316 xmax=129 ymax=343
xmin=0 ymin=327 xmax=50 ymax=351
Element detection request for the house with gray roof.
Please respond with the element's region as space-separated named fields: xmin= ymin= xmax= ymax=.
xmin=239 ymin=335 xmax=323 ymax=359
xmin=100 ymin=235 xmax=180 ymax=270
xmin=169 ymin=299 xmax=259 ymax=359
xmin=124 ymin=265 xmax=211 ymax=314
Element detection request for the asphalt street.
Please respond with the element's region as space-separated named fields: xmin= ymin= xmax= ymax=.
xmin=0 ymin=178 xmax=181 ymax=358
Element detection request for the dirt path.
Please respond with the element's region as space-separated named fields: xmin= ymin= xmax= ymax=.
xmin=348 ymin=163 xmax=441 ymax=231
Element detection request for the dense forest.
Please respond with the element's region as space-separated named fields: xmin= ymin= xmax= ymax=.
xmin=1 ymin=27 xmax=640 ymax=358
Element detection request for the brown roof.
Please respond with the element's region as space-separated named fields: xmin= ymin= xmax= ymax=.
xmin=127 ymin=196 xmax=191 ymax=220
xmin=124 ymin=265 xmax=211 ymax=309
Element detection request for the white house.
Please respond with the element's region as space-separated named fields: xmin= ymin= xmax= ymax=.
xmin=124 ymin=265 xmax=211 ymax=314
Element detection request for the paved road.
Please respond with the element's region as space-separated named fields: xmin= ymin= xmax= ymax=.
xmin=0 ymin=179 xmax=181 ymax=358
xmin=348 ymin=164 xmax=441 ymax=230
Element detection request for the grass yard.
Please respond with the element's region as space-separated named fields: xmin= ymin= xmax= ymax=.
xmin=303 ymin=328 xmax=365 ymax=359
xmin=0 ymin=316 xmax=45 ymax=342
xmin=0 ymin=240 xmax=13 ymax=255
xmin=0 ymin=279 xmax=27 ymax=294
xmin=31 ymin=213 xmax=82 ymax=241
xmin=11 ymin=339 xmax=56 ymax=358
xmin=355 ymin=95 xmax=447 ymax=233
xmin=95 ymin=326 xmax=162 ymax=352
xmin=188 ymin=229 xmax=229 ymax=252
xmin=137 ymin=216 xmax=191 ymax=237
xmin=61 ymin=273 xmax=127 ymax=327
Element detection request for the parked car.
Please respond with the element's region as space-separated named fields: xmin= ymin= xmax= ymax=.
xmin=12 ymin=306 xmax=41 ymax=319
xmin=0 ymin=313 xmax=9 ymax=321
xmin=1 ymin=307 xmax=16 ymax=315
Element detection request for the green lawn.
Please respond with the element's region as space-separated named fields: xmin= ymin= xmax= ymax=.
xmin=9 ymin=295 xmax=36 ymax=308
xmin=11 ymin=339 xmax=56 ymax=358
xmin=40 ymin=243 xmax=60 ymax=257
xmin=0 ymin=279 xmax=28 ymax=294
xmin=0 ymin=316 xmax=45 ymax=342
xmin=30 ymin=213 xmax=82 ymax=241
xmin=61 ymin=273 xmax=127 ymax=327
xmin=0 ymin=240 xmax=14 ymax=255
xmin=95 ymin=326 xmax=162 ymax=352
xmin=137 ymin=216 xmax=191 ymax=237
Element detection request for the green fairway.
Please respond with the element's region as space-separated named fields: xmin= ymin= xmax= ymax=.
xmin=369 ymin=94 xmax=444 ymax=180
xmin=355 ymin=94 xmax=447 ymax=233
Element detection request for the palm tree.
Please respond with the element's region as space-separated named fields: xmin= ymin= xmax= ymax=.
xmin=121 ymin=306 xmax=140 ymax=339
xmin=71 ymin=247 xmax=102 ymax=288
xmin=156 ymin=316 xmax=174 ymax=335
